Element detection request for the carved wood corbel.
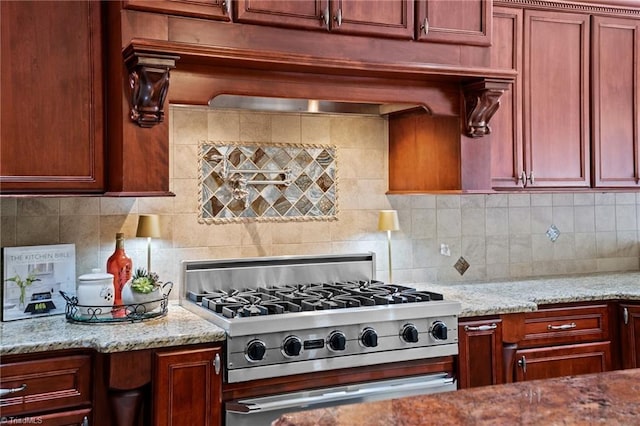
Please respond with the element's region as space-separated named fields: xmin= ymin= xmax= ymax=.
xmin=463 ymin=79 xmax=511 ymax=138
xmin=123 ymin=48 xmax=179 ymax=128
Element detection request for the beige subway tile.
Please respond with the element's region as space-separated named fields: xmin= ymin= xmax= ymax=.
xmin=411 ymin=195 xmax=437 ymax=209
xmin=1 ymin=216 xmax=16 ymax=247
xmin=271 ymin=114 xmax=301 ymax=143
xmin=532 ymin=234 xmax=554 ymax=261
xmin=552 ymin=193 xmax=574 ymax=206
xmin=595 ymin=205 xmax=616 ymax=231
xmin=462 ymin=208 xmax=485 ymax=236
xmin=595 ymin=193 xmax=615 ymax=205
xmin=60 ymin=197 xmax=100 ymax=216
xmin=597 ymin=257 xmax=639 ymax=272
xmin=616 ymin=192 xmax=636 ymax=205
xmin=138 ymin=197 xmax=175 ymax=215
xmin=461 ymin=194 xmax=485 ymax=209
xmin=530 ymin=206 xmax=553 ymax=234
xmin=208 ymin=110 xmax=240 ymax=141
xmin=616 ymin=231 xmax=639 ymax=257
xmin=412 ymin=209 xmax=436 ymax=239
xmin=552 ymin=206 xmax=574 ymax=233
xmin=461 ymin=236 xmax=486 ymax=266
xmin=172 ymin=179 xmax=200 ymax=214
xmin=240 ymin=112 xmax=272 ymax=142
xmin=508 ymin=207 xmax=531 ymax=235
xmin=436 ymin=195 xmax=460 ymax=209
xmin=486 ymin=208 xmax=508 ymax=236
xmin=486 ymin=235 xmax=509 ymax=264
xmin=574 ymin=233 xmax=597 ymax=259
xmin=173 ymin=106 xmax=208 ymax=144
xmin=509 ymin=262 xmax=533 ymax=278
xmin=509 ymin=234 xmax=531 ymax=263
xmin=437 ymin=208 xmax=461 ymax=238
xmin=595 ymin=231 xmax=617 ymax=258
xmin=485 ymin=193 xmax=508 ymax=208
xmin=508 ymin=193 xmax=530 ymax=207
xmin=173 ymin=144 xmax=199 ymax=179
xmin=531 ymin=193 xmax=552 ymax=206
xmin=301 ymin=115 xmax=331 ymax=145
xmin=16 ymin=216 xmax=59 ymax=246
xmin=486 ymin=263 xmax=510 ymax=280
xmin=552 ymin=233 xmax=575 ymax=260
xmin=100 ymin=198 xmax=137 ymax=215
xmin=616 ymin=204 xmax=637 ymax=230
xmin=17 ymin=198 xmax=59 ymax=216
xmin=574 ymin=193 xmax=594 ymax=206
xmin=574 ymin=206 xmax=595 ymax=233
xmin=0 ymin=198 xmax=17 ymax=216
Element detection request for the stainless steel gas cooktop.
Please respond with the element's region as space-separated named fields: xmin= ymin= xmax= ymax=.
xmin=180 ymin=253 xmax=461 ymax=383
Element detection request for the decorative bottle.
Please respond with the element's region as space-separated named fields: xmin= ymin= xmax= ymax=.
xmin=106 ymin=233 xmax=133 ymax=318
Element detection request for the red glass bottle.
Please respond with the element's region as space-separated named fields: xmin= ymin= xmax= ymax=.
xmin=107 ymin=232 xmax=132 ymax=318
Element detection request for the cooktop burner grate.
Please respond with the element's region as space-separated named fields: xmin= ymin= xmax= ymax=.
xmin=188 ymin=280 xmax=445 ymax=318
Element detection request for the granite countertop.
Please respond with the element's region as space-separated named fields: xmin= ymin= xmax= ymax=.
xmin=416 ymin=271 xmax=640 ymax=317
xmin=273 ymin=368 xmax=640 ymax=426
xmin=0 ymin=303 xmax=225 ymax=356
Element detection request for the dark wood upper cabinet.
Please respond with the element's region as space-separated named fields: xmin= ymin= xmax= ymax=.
xmin=235 ymin=0 xmax=414 ymax=39
xmin=124 ymin=0 xmax=232 ymax=21
xmin=0 ymin=0 xmax=105 ymax=194
xmin=415 ymin=0 xmax=492 ymax=46
xmin=522 ymin=9 xmax=591 ymax=188
xmin=489 ymin=6 xmax=523 ymax=189
xmin=591 ymin=15 xmax=640 ymax=188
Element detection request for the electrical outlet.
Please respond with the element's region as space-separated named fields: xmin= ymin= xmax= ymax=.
xmin=440 ymin=244 xmax=451 ymax=257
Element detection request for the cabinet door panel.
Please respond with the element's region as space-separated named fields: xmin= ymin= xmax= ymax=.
xmin=235 ymin=0 xmax=325 ymax=30
xmin=592 ymin=16 xmax=640 ymax=187
xmin=154 ymin=347 xmax=222 ymax=426
xmin=331 ymin=0 xmax=414 ymax=39
xmin=458 ymin=319 xmax=503 ymax=388
xmin=125 ymin=0 xmax=231 ymax=20
xmin=620 ymin=304 xmax=640 ymax=369
xmin=523 ymin=11 xmax=590 ymax=188
xmin=514 ymin=342 xmax=611 ymax=382
xmin=0 ymin=1 xmax=104 ymax=193
xmin=416 ymin=0 xmax=491 ymax=46
xmin=490 ymin=6 xmax=523 ymax=189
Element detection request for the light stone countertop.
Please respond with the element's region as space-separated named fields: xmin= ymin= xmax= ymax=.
xmin=417 ymin=271 xmax=640 ymax=317
xmin=0 ymin=303 xmax=226 ymax=356
xmin=2 ymin=272 xmax=640 ymax=355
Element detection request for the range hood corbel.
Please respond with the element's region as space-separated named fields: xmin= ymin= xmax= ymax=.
xmin=463 ymin=79 xmax=511 ymax=138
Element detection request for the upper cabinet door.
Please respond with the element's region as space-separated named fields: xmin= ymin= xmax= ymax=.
xmin=235 ymin=0 xmax=326 ymax=30
xmin=523 ymin=10 xmax=590 ymax=188
xmin=490 ymin=6 xmax=524 ymax=189
xmin=415 ymin=0 xmax=492 ymax=46
xmin=592 ymin=16 xmax=640 ymax=188
xmin=0 ymin=1 xmax=105 ymax=194
xmin=124 ymin=0 xmax=232 ymax=21
xmin=328 ymin=0 xmax=414 ymax=39
xmin=236 ymin=0 xmax=414 ymax=39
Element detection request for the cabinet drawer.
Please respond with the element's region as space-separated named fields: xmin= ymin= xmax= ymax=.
xmin=0 ymin=354 xmax=92 ymax=416
xmin=521 ymin=305 xmax=609 ymax=347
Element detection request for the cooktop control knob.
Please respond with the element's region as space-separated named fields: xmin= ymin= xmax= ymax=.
xmin=431 ymin=321 xmax=448 ymax=341
xmin=361 ymin=327 xmax=378 ymax=348
xmin=282 ymin=336 xmax=303 ymax=357
xmin=246 ymin=339 xmax=267 ymax=361
xmin=328 ymin=331 xmax=347 ymax=351
xmin=401 ymin=324 xmax=419 ymax=343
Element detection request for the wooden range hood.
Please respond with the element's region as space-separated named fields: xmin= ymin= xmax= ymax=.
xmin=106 ymin=4 xmax=515 ymax=196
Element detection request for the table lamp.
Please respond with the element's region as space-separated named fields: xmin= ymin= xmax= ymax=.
xmin=378 ymin=210 xmax=400 ymax=283
xmin=136 ymin=214 xmax=161 ymax=273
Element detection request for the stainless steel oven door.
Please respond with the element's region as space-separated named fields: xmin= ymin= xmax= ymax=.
xmin=225 ymin=373 xmax=456 ymax=426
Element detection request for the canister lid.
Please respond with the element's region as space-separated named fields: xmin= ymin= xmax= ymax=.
xmin=78 ymin=268 xmax=113 ymax=281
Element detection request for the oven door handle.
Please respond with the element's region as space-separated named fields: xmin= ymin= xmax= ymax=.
xmin=226 ymin=374 xmax=455 ymax=414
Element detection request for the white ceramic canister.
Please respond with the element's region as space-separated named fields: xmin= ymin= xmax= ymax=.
xmin=76 ymin=269 xmax=115 ymax=318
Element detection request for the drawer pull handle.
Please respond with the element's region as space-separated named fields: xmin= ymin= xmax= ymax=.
xmin=518 ymin=355 xmax=527 ymax=374
xmin=464 ymin=323 xmax=497 ymax=332
xmin=547 ymin=322 xmax=576 ymax=330
xmin=0 ymin=383 xmax=27 ymax=397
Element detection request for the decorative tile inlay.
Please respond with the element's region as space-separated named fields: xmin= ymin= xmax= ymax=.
xmin=199 ymin=142 xmax=338 ymax=223
xmin=454 ymin=256 xmax=470 ymax=276
xmin=546 ymin=224 xmax=560 ymax=242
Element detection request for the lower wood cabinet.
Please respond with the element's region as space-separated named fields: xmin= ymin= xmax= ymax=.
xmin=153 ymin=346 xmax=223 ymax=426
xmin=0 ymin=351 xmax=92 ymax=425
xmin=620 ymin=303 xmax=640 ymax=369
xmin=513 ymin=341 xmax=612 ymax=382
xmin=457 ymin=318 xmax=503 ymax=388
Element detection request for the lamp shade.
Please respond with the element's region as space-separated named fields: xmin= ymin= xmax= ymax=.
xmin=136 ymin=214 xmax=161 ymax=238
xmin=378 ymin=210 xmax=400 ymax=232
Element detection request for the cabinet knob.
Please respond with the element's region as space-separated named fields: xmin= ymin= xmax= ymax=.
xmin=420 ymin=17 xmax=429 ymax=35
xmin=322 ymin=6 xmax=330 ymax=30
xmin=334 ymin=8 xmax=342 ymax=27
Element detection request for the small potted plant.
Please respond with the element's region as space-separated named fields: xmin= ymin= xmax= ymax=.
xmin=121 ymin=268 xmax=172 ymax=312
xmin=5 ymin=273 xmax=41 ymax=309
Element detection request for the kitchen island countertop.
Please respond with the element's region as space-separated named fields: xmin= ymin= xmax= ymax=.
xmin=0 ymin=303 xmax=225 ymax=355
xmin=273 ymin=368 xmax=640 ymax=426
xmin=416 ymin=271 xmax=640 ymax=317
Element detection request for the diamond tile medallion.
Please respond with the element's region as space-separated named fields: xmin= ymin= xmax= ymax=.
xmin=199 ymin=142 xmax=338 ymax=223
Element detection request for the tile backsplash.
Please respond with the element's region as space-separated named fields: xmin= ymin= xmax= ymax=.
xmin=2 ymin=105 xmax=639 ymax=298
